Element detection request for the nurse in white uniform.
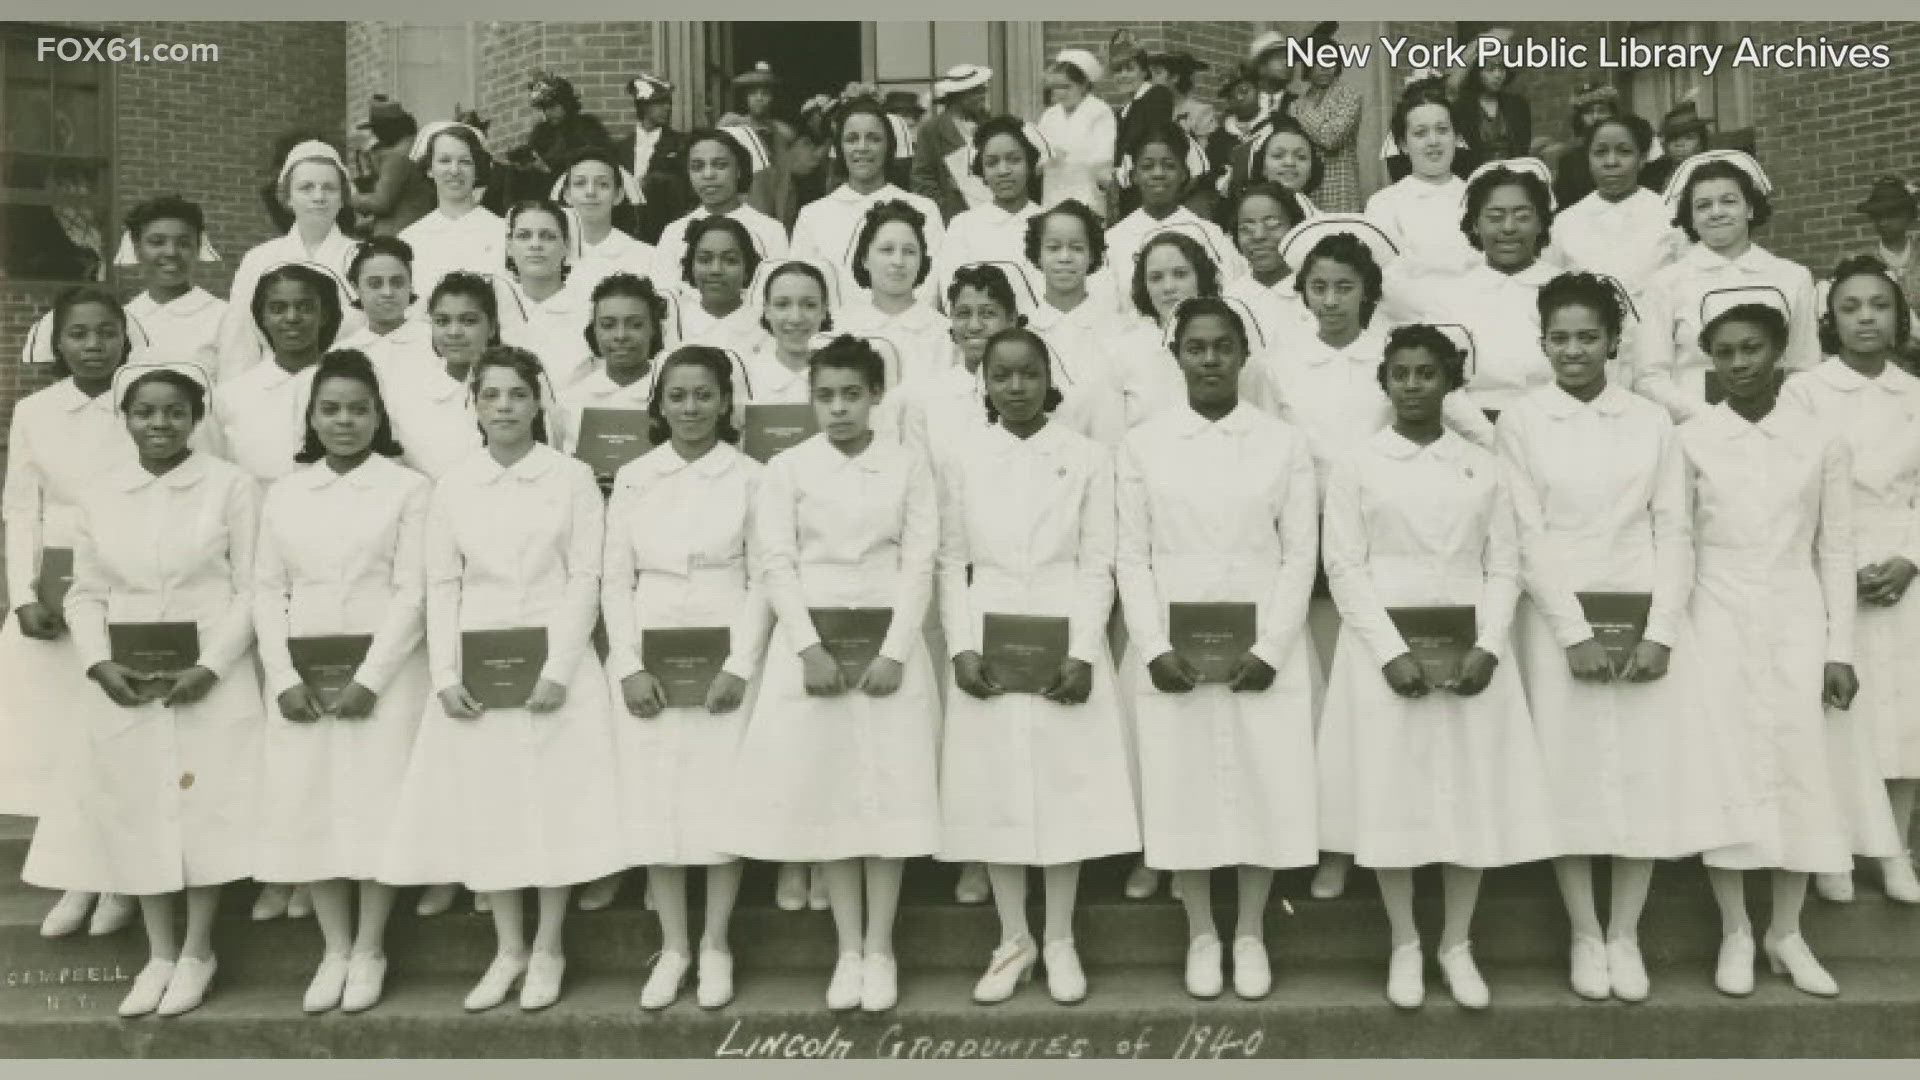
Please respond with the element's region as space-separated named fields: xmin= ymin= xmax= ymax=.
xmin=604 ymin=347 xmax=771 ymax=1012
xmin=1316 ymin=324 xmax=1555 ymax=1011
xmin=937 ymin=326 xmax=1140 ymax=1006
xmin=502 ymin=198 xmax=596 ymax=392
xmin=651 ymin=128 xmax=790 ymax=296
xmin=118 ymin=196 xmax=227 ymax=374
xmin=217 ymin=141 xmax=362 ymax=381
xmin=383 ymin=272 xmax=490 ymax=483
xmin=791 ymin=100 xmax=946 ymax=307
xmin=555 ymin=272 xmax=670 ymax=465
xmin=1223 ymin=183 xmax=1313 ymax=342
xmin=1113 ymin=232 xmax=1275 ymax=427
xmin=1364 ymin=79 xmax=1478 ymax=288
xmin=721 ymin=336 xmax=942 ymax=1014
xmin=676 ymin=215 xmax=768 ymax=356
xmin=399 ymin=122 xmax=507 ymax=304
xmin=253 ymin=350 xmax=430 ymax=1015
xmin=4 ymin=288 xmax=145 ymax=941
xmin=1497 ymin=273 xmax=1753 ymax=1003
xmin=1778 ymin=256 xmax=1920 ymax=906
xmin=1036 ymin=50 xmax=1116 ymax=218
xmin=550 ymin=146 xmax=656 ymax=296
xmin=1681 ymin=300 xmax=1856 ymax=1000
xmin=335 ymin=237 xmax=435 ymax=378
xmin=379 ymin=345 xmax=624 ymax=1014
xmin=23 ymin=362 xmax=261 ymax=1020
xmin=933 ymin=117 xmax=1049 ymax=306
xmin=1104 ymin=123 xmax=1247 ymax=314
xmin=1548 ymin=115 xmax=1684 ymax=302
xmin=214 ymin=261 xmax=353 ymax=496
xmin=1637 ymin=152 xmax=1820 ymax=423
xmin=838 ymin=200 xmax=952 ymax=386
xmin=1115 ymin=297 xmax=1318 ymax=1002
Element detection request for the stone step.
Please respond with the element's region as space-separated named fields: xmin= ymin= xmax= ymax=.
xmin=4 ymin=960 xmax=1920 ymax=1058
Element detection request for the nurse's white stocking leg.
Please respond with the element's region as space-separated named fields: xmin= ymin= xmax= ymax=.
xmin=822 ymin=859 xmax=864 ymax=955
xmin=1375 ymin=867 xmax=1418 ymax=949
xmin=650 ymin=866 xmax=692 ymax=956
xmin=531 ymin=886 xmax=569 ymax=959
xmin=181 ymin=885 xmax=220 ymax=961
xmin=1763 ymin=870 xmax=1809 ymax=944
xmin=1607 ymin=858 xmax=1655 ymax=938
xmin=1175 ymin=870 xmax=1216 ymax=941
xmin=1551 ymin=855 xmax=1603 ymax=939
xmin=701 ymin=861 xmax=745 ymax=953
xmin=1042 ymin=863 xmax=1081 ymax=945
xmin=861 ymin=857 xmax=905 ymax=957
xmin=487 ymin=889 xmax=529 ymax=960
xmin=1234 ymin=866 xmax=1275 ymax=942
xmin=353 ymin=882 xmax=397 ymax=959
xmin=139 ymin=892 xmax=179 ymax=961
xmin=1437 ymin=865 xmax=1482 ymax=953
xmin=310 ymin=879 xmax=353 ymax=957
xmin=1706 ymin=866 xmax=1750 ymax=936
xmin=986 ymin=864 xmax=1031 ymax=945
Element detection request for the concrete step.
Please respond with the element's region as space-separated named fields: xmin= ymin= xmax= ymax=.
xmin=4 ymin=961 xmax=1920 ymax=1058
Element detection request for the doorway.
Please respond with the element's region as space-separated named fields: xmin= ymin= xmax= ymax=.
xmin=707 ymin=22 xmax=863 ymax=125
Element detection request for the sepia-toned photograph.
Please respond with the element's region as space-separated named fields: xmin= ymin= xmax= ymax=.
xmin=1 ymin=10 xmax=1918 ymax=1059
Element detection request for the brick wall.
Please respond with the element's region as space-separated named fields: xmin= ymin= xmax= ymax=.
xmin=473 ymin=22 xmax=654 ymax=153
xmin=0 ymin=21 xmax=345 ymax=433
xmin=345 ymin=22 xmax=396 ymax=128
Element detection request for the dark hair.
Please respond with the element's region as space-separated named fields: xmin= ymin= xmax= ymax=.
xmin=851 ymin=199 xmax=933 ymax=290
xmin=1699 ymin=303 xmax=1789 ymax=358
xmin=1245 ymin=119 xmax=1325 ymax=197
xmin=968 ymin=115 xmax=1044 ymax=203
xmin=585 ymin=272 xmax=669 ymax=361
xmin=120 ymin=368 xmax=207 ymax=422
xmin=1460 ymin=166 xmax=1554 ymax=254
xmin=418 ymin=124 xmax=494 ymax=188
xmin=685 ymin=127 xmax=756 ymax=186
xmin=832 ymin=99 xmax=899 ymax=181
xmin=808 ymin=333 xmax=887 ymax=393
xmin=1127 ymin=122 xmax=1193 ymax=180
xmin=1391 ymin=77 xmax=1455 ymax=149
xmin=559 ymin=146 xmax=632 ymax=204
xmin=1167 ymin=296 xmax=1249 ymax=355
xmin=1585 ymin=113 xmax=1654 ymax=159
xmin=1294 ymin=232 xmax=1385 ymax=326
xmin=48 ymin=285 xmax=134 ymax=380
xmin=251 ymin=264 xmax=345 ymax=355
xmin=347 ymin=236 xmax=417 ymax=311
xmin=1673 ymin=159 xmax=1772 ymax=241
xmin=680 ymin=213 xmax=763 ymax=289
xmin=980 ymin=327 xmax=1063 ymax=424
xmin=294 ymin=349 xmax=406 ymax=464
xmin=1024 ymin=199 xmax=1107 ymax=275
xmin=428 ymin=270 xmax=503 ymax=347
xmin=1144 ymin=55 xmax=1199 ymax=95
xmin=1820 ymin=254 xmax=1913 ymax=354
xmin=1131 ymin=231 xmax=1220 ymax=321
xmin=1230 ymin=182 xmax=1308 ymax=252
xmin=946 ymin=263 xmax=1021 ymax=317
xmin=123 ymin=195 xmax=205 ymax=247
xmin=758 ymin=261 xmax=836 ymax=335
xmin=646 ymin=345 xmax=742 ymax=446
xmin=1537 ymin=271 xmax=1626 ymax=341
xmin=1459 ymin=60 xmax=1519 ymax=103
xmin=368 ymin=112 xmax=417 ymax=148
xmin=504 ymin=198 xmax=572 ymax=280
xmin=469 ymin=344 xmax=551 ymax=445
xmin=1379 ymin=324 xmax=1466 ymax=393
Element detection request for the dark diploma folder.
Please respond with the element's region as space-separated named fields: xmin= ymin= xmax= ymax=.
xmin=1387 ymin=606 xmax=1478 ymax=687
xmin=461 ymin=627 xmax=549 ymax=709
xmin=108 ymin=621 xmax=201 ymax=674
xmin=808 ymin=607 xmax=893 ymax=685
xmin=36 ymin=546 xmax=74 ymax=609
xmin=1577 ymin=591 xmax=1652 ymax=670
xmin=574 ymin=407 xmax=654 ymax=480
xmin=742 ymin=402 xmax=819 ymax=463
xmin=288 ymin=634 xmax=374 ymax=712
xmin=1168 ymin=602 xmax=1256 ymax=684
xmin=642 ymin=627 xmax=731 ymax=709
xmin=982 ymin=613 xmax=1070 ymax=694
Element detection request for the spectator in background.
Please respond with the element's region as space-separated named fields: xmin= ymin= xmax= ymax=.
xmin=912 ymin=64 xmax=995 ymax=224
xmin=1157 ymin=52 xmax=1233 ymax=223
xmin=1109 ymin=31 xmax=1175 ymax=183
xmin=1244 ymin=31 xmax=1295 ymax=137
xmin=1037 ymin=49 xmax=1117 ymax=220
xmin=1451 ymin=28 xmax=1532 ymax=178
xmin=1640 ymin=98 xmax=1713 ymax=194
xmin=515 ymin=73 xmax=615 ymax=198
xmin=616 ymin=75 xmax=693 ymax=245
xmin=1549 ymin=81 xmax=1620 ymax=210
xmin=1284 ymin=22 xmax=1363 ymax=213
xmin=351 ymin=96 xmax=436 ymax=239
xmin=724 ymin=62 xmax=800 ymax=228
xmin=1857 ymin=177 xmax=1920 ymax=321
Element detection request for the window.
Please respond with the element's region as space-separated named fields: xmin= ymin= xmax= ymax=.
xmin=865 ymin=22 xmax=1005 ymax=116
xmin=1614 ymin=22 xmax=1755 ymax=153
xmin=392 ymin=24 xmax=477 ymax=131
xmin=1 ymin=23 xmax=115 ymax=284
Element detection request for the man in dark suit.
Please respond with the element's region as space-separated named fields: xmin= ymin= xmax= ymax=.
xmin=912 ymin=63 xmax=993 ymax=224
xmin=614 ymin=73 xmax=693 ymax=244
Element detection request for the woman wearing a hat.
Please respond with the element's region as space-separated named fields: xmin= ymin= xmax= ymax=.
xmin=1639 ymin=99 xmax=1713 ymax=195
xmin=726 ymin=62 xmax=800 ymax=230
xmin=1857 ymin=176 xmax=1920 ymax=324
xmin=1108 ymin=31 xmax=1176 ymax=197
xmin=912 ymin=64 xmax=996 ymax=224
xmin=1452 ymin=29 xmax=1531 ymax=178
xmin=1281 ymin=23 xmax=1363 ymax=214
xmin=1037 ymin=50 xmax=1117 ymax=220
xmin=1549 ymin=81 xmax=1620 ymax=211
xmin=515 ymin=73 xmax=615 ymax=198
xmin=352 ymin=96 xmax=436 ymax=239
xmin=616 ymin=74 xmax=693 ymax=245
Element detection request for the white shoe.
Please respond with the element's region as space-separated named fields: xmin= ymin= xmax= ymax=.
xmin=341 ymin=954 xmax=387 ymax=1013
xmin=775 ymin=864 xmax=807 ymax=912
xmin=415 ymin=884 xmax=457 ymax=917
xmin=157 ymin=955 xmax=217 ymax=1017
xmin=285 ymin=883 xmax=314 ymax=919
xmin=1880 ymin=855 xmax=1920 ymax=904
xmin=1436 ymin=941 xmax=1489 ymax=1009
xmin=302 ymin=953 xmax=350 ymax=1013
xmin=1184 ymin=934 xmax=1223 ymax=999
xmin=118 ymin=958 xmax=176 ymax=1018
xmin=519 ymin=951 xmax=565 ymax=1011
xmin=40 ymin=891 xmax=94 ymax=938
xmin=971 ymin=935 xmax=1037 ymax=1004
xmin=251 ymin=882 xmax=292 ymax=921
xmin=1814 ymin=871 xmax=1855 ymax=904
xmin=825 ymin=952 xmax=863 ymax=1011
xmin=1569 ymin=934 xmax=1610 ymax=1000
xmin=640 ymin=950 xmax=690 ymax=1010
xmin=1764 ymin=932 xmax=1838 ymax=997
xmin=1311 ymin=855 xmax=1350 ymax=900
xmin=1607 ymin=937 xmax=1650 ymax=1003
xmin=463 ymin=953 xmax=527 ymax=1012
xmin=1231 ymin=936 xmax=1272 ymax=999
xmin=1043 ymin=939 xmax=1087 ymax=1004
xmin=1714 ymin=928 xmax=1755 ymax=997
xmin=955 ymin=862 xmax=991 ymax=905
xmin=1124 ymin=861 xmax=1161 ymax=900
xmin=696 ymin=949 xmax=734 ymax=1009
xmin=89 ymin=893 xmax=136 ymax=936
xmin=577 ymin=872 xmax=620 ymax=912
xmin=1387 ymin=941 xmax=1424 ymax=1009
xmin=860 ymin=953 xmax=898 ymax=1012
